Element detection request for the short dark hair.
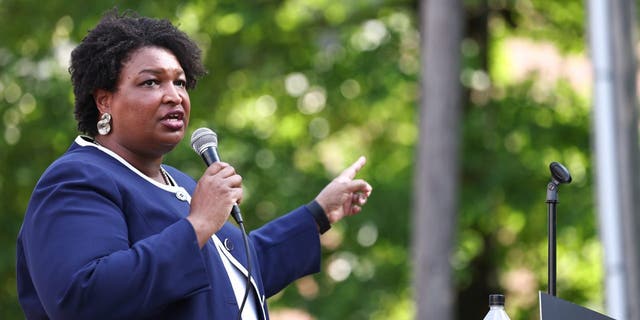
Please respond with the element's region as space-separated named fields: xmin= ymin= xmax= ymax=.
xmin=69 ymin=9 xmax=206 ymax=136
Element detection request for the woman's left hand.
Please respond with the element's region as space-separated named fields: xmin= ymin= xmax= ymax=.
xmin=314 ymin=156 xmax=373 ymax=224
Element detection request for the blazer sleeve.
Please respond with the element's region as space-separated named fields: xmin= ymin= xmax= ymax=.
xmin=249 ymin=205 xmax=322 ymax=297
xmin=19 ymin=160 xmax=210 ymax=319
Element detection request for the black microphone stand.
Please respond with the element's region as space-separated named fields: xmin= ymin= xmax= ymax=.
xmin=546 ymin=181 xmax=559 ymax=296
xmin=545 ymin=162 xmax=572 ymax=297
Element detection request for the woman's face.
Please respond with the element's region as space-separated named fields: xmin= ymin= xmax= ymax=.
xmin=97 ymin=46 xmax=190 ymax=158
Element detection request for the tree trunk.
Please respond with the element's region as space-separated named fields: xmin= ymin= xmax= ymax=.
xmin=413 ymin=0 xmax=464 ymax=319
xmin=589 ymin=0 xmax=640 ymax=318
xmin=608 ymin=0 xmax=640 ymax=318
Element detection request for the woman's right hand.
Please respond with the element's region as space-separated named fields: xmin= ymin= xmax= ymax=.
xmin=187 ymin=162 xmax=243 ymax=247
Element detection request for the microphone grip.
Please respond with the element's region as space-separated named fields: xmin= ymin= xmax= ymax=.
xmin=199 ymin=146 xmax=244 ymax=225
xmin=200 ymin=147 xmax=221 ymax=166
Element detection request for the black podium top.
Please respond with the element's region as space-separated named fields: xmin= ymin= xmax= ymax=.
xmin=539 ymin=292 xmax=615 ymax=320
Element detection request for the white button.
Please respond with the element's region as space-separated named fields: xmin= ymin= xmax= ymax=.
xmin=176 ymin=190 xmax=188 ymax=201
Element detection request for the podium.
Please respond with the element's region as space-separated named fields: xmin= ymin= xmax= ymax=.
xmin=539 ymin=292 xmax=614 ymax=320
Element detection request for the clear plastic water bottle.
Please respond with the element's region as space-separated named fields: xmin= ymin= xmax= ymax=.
xmin=482 ymin=294 xmax=511 ymax=320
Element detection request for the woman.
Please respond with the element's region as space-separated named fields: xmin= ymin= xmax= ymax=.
xmin=16 ymin=10 xmax=372 ymax=320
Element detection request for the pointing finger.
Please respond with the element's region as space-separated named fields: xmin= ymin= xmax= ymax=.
xmin=338 ymin=156 xmax=367 ymax=181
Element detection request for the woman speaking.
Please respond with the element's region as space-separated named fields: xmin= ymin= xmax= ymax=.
xmin=16 ymin=9 xmax=372 ymax=320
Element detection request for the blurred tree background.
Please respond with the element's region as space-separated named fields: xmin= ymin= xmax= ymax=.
xmin=0 ymin=0 xmax=604 ymax=319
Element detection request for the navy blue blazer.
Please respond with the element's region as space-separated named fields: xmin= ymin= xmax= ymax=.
xmin=16 ymin=136 xmax=321 ymax=319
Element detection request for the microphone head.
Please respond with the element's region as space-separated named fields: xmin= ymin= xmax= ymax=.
xmin=549 ymin=161 xmax=572 ymax=184
xmin=190 ymin=127 xmax=218 ymax=155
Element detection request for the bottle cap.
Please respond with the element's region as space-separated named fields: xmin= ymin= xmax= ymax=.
xmin=489 ymin=294 xmax=505 ymax=306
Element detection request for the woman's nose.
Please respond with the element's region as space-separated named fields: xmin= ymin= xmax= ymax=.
xmin=162 ymin=83 xmax=183 ymax=105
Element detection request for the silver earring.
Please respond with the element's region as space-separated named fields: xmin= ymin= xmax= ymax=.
xmin=97 ymin=113 xmax=112 ymax=135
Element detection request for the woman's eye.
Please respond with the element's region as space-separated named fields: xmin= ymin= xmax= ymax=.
xmin=174 ymin=80 xmax=187 ymax=88
xmin=142 ymin=79 xmax=159 ymax=86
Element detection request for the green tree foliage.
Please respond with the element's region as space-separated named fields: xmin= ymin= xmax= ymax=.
xmin=0 ymin=0 xmax=602 ymax=319
xmin=458 ymin=1 xmax=599 ymax=319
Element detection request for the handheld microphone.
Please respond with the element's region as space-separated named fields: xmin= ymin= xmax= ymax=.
xmin=190 ymin=127 xmax=243 ymax=224
xmin=191 ymin=128 xmax=254 ymax=317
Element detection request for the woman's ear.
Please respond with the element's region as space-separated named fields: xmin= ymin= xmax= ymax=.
xmin=93 ymin=89 xmax=112 ymax=113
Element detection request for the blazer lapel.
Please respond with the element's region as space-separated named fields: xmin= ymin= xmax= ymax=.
xmin=212 ymin=234 xmax=267 ymax=320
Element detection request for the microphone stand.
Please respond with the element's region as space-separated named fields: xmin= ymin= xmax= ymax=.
xmin=546 ymin=181 xmax=559 ymax=296
xmin=545 ymin=162 xmax=572 ymax=297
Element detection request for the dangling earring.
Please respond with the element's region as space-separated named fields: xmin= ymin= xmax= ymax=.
xmin=97 ymin=113 xmax=112 ymax=135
